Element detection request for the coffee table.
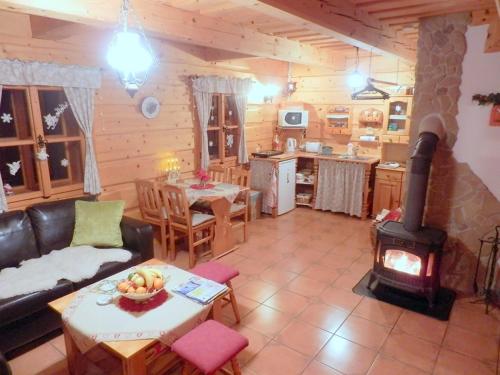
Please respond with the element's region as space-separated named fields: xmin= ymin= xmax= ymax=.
xmin=48 ymin=258 xmax=225 ymax=375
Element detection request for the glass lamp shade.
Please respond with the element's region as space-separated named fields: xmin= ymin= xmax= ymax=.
xmin=106 ymin=31 xmax=154 ymax=96
xmin=347 ymin=71 xmax=365 ymax=89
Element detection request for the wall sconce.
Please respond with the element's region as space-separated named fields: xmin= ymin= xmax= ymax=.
xmin=284 ymin=81 xmax=297 ymax=97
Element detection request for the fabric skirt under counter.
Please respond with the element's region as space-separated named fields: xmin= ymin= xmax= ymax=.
xmin=314 ymin=159 xmax=365 ymax=217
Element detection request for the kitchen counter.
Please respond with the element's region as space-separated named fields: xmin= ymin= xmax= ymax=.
xmin=251 ymin=151 xmax=380 ymax=165
xmin=250 ymin=151 xmax=379 ymax=219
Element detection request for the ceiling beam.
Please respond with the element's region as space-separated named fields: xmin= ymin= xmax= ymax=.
xmin=0 ymin=0 xmax=338 ymax=68
xmin=29 ymin=15 xmax=92 ymax=40
xmin=231 ymin=0 xmax=417 ymax=62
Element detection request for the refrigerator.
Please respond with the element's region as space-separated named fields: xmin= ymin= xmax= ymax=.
xmin=277 ymin=159 xmax=296 ymax=215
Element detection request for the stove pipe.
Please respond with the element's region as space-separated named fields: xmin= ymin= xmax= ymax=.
xmin=403 ymin=114 xmax=446 ymax=232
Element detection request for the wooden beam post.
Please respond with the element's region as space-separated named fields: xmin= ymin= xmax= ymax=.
xmin=0 ymin=0 xmax=339 ymax=67
xmin=486 ymin=19 xmax=500 ymax=52
xmin=232 ymin=0 xmax=417 ymax=62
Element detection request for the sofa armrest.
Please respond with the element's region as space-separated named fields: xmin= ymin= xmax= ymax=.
xmin=120 ymin=216 xmax=154 ymax=261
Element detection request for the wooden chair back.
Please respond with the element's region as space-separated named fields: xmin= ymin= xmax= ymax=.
xmin=161 ymin=184 xmax=191 ymax=227
xmin=228 ymin=167 xmax=251 ymax=188
xmin=208 ymin=165 xmax=228 ymax=183
xmin=135 ymin=179 xmax=164 ymax=223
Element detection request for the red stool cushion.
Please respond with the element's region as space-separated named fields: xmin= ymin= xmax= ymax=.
xmin=191 ymin=262 xmax=239 ymax=284
xmin=171 ymin=320 xmax=248 ymax=374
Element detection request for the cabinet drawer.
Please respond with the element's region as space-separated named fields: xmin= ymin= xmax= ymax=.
xmin=376 ymin=169 xmax=403 ymax=182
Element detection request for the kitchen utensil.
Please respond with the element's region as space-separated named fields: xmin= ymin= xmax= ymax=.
xmin=286 ymin=138 xmax=297 ymax=152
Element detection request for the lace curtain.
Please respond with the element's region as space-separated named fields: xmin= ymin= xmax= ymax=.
xmin=314 ymin=159 xmax=365 ymax=217
xmin=64 ymin=87 xmax=101 ymax=194
xmin=249 ymin=159 xmax=276 ymax=214
xmin=0 ymin=59 xmax=101 ymax=88
xmin=192 ymin=76 xmax=252 ymax=168
xmin=0 ymin=85 xmax=7 ymax=213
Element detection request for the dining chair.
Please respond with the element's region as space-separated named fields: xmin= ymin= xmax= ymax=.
xmin=161 ymin=184 xmax=216 ymax=268
xmin=227 ymin=167 xmax=251 ymax=242
xmin=135 ymin=179 xmax=169 ymax=258
xmin=208 ymin=165 xmax=228 ymax=183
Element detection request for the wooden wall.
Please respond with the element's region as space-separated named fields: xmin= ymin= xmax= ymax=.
xmin=287 ymin=52 xmax=415 ymax=156
xmin=0 ymin=11 xmax=287 ymax=212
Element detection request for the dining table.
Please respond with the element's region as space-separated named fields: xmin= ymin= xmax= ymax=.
xmin=161 ymin=179 xmax=246 ymax=258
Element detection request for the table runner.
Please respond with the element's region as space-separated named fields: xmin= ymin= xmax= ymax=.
xmin=174 ymin=180 xmax=241 ymax=206
xmin=62 ymin=265 xmax=217 ymax=353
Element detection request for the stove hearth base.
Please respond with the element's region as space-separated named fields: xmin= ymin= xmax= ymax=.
xmin=353 ymin=271 xmax=456 ymax=321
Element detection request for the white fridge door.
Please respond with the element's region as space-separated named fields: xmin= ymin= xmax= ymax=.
xmin=277 ymin=159 xmax=296 ymax=215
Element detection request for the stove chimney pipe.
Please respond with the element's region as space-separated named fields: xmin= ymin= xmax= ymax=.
xmin=403 ymin=114 xmax=446 ymax=232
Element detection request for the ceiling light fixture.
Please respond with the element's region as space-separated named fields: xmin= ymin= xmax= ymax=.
xmin=106 ymin=0 xmax=155 ymax=97
xmin=347 ymin=47 xmax=365 ymax=89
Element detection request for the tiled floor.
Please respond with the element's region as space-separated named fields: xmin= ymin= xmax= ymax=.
xmin=8 ymin=208 xmax=500 ymax=375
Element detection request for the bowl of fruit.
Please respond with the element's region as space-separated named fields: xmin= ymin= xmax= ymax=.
xmin=116 ymin=267 xmax=166 ymax=302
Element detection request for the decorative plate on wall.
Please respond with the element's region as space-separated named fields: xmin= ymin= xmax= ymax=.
xmin=141 ymin=96 xmax=161 ymax=119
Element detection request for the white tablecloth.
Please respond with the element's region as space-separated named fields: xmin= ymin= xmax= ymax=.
xmin=62 ymin=265 xmax=217 ymax=353
xmin=175 ymin=180 xmax=241 ymax=206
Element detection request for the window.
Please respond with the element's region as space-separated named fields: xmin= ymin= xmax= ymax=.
xmin=207 ymin=94 xmax=240 ymax=165
xmin=0 ymin=86 xmax=84 ymax=203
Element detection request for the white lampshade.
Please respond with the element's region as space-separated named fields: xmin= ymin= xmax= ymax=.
xmin=107 ymin=31 xmax=153 ymax=74
xmin=347 ymin=71 xmax=365 ymax=89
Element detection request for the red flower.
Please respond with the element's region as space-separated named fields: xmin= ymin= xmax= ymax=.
xmin=196 ymin=169 xmax=210 ymax=182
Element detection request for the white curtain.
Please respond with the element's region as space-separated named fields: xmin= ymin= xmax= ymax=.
xmin=64 ymin=87 xmax=101 ymax=195
xmin=193 ymin=91 xmax=213 ymax=170
xmin=0 ymin=59 xmax=101 ymax=88
xmin=314 ymin=159 xmax=365 ymax=217
xmin=192 ymin=76 xmax=252 ymax=167
xmin=0 ymin=85 xmax=7 ymax=213
xmin=249 ymin=159 xmax=276 ymax=214
xmin=234 ymin=94 xmax=248 ymax=163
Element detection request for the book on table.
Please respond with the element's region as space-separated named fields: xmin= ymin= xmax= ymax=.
xmin=173 ymin=277 xmax=227 ymax=304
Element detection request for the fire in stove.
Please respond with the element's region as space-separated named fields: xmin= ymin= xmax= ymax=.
xmin=383 ymin=250 xmax=422 ymax=276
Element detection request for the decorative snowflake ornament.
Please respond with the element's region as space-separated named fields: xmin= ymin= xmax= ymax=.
xmin=6 ymin=161 xmax=21 ymax=176
xmin=36 ymin=148 xmax=49 ymax=161
xmin=226 ymin=134 xmax=234 ymax=148
xmin=60 ymin=158 xmax=69 ymax=167
xmin=44 ymin=114 xmax=58 ymax=130
xmin=1 ymin=113 xmax=13 ymax=124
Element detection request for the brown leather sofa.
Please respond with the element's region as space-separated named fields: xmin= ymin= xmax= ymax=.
xmin=0 ymin=196 xmax=154 ymax=359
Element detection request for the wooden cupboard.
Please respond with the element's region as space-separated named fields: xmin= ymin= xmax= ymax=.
xmin=372 ymin=166 xmax=405 ymax=216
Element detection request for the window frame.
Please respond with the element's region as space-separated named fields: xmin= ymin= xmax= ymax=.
xmin=0 ymin=85 xmax=85 ymax=204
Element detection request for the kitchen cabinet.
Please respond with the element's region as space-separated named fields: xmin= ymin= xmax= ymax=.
xmin=372 ymin=166 xmax=405 ymax=216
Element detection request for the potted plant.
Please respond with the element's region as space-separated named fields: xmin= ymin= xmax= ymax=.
xmin=472 ymin=93 xmax=500 ymax=126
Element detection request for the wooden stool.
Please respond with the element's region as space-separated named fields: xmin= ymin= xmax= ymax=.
xmin=191 ymin=262 xmax=241 ymax=323
xmin=171 ymin=320 xmax=248 ymax=375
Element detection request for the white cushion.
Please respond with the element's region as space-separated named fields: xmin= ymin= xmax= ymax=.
xmin=230 ymin=203 xmax=246 ymax=213
xmin=192 ymin=213 xmax=215 ymax=226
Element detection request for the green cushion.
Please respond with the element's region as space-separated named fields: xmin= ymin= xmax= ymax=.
xmin=71 ymin=200 xmax=125 ymax=247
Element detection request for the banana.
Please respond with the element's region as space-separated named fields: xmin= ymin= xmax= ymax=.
xmin=137 ymin=268 xmax=154 ymax=289
xmin=148 ymin=268 xmax=164 ymax=280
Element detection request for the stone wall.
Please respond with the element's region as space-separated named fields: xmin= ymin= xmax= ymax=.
xmin=410 ymin=13 xmax=500 ymax=294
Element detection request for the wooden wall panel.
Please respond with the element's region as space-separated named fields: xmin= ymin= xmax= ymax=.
xmin=0 ymin=12 xmax=288 ymax=212
xmin=288 ymin=54 xmax=414 ymax=156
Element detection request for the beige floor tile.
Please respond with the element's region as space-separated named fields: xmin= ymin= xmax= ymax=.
xmin=262 ymin=289 xmax=310 ymax=315
xmin=320 ymin=286 xmax=362 ymax=312
xmin=367 ymin=354 xmax=429 ymax=375
xmin=258 ymin=266 xmax=298 ymax=288
xmin=302 ymin=360 xmax=343 ymax=375
xmin=381 ymin=331 xmax=440 ymax=373
xmin=434 ymin=348 xmax=497 ymax=375
xmin=317 ymin=335 xmax=377 ymax=374
xmin=276 ymin=319 xmax=332 ymax=357
xmin=286 ymin=275 xmax=329 ymax=297
xmin=442 ymin=325 xmax=499 ymax=364
xmin=449 ymin=304 xmax=500 ymax=337
xmin=394 ymin=310 xmax=448 ymax=345
xmin=246 ymin=341 xmax=310 ymax=375
xmin=9 ymin=342 xmax=65 ymax=375
xmin=337 ymin=315 xmax=391 ymax=350
xmin=237 ymin=279 xmax=280 ymax=303
xmin=352 ymin=297 xmax=402 ymax=327
xmin=242 ymin=305 xmax=294 ymax=337
xmin=234 ymin=325 xmax=273 ymax=366
xmin=297 ymin=303 xmax=349 ymax=333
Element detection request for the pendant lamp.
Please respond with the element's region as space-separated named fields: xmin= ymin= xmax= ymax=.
xmin=106 ymin=0 xmax=155 ymax=97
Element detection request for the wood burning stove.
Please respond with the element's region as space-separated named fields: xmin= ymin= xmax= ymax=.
xmin=369 ymin=114 xmax=448 ymax=307
xmin=370 ymin=221 xmax=446 ymax=306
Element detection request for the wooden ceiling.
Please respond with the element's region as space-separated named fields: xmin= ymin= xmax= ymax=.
xmin=159 ymin=0 xmax=497 ymax=51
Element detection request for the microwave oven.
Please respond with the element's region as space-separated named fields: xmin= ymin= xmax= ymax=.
xmin=278 ymin=110 xmax=309 ymax=128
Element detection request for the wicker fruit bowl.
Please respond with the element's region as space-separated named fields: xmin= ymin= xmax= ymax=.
xmin=116 ymin=267 xmax=166 ymax=302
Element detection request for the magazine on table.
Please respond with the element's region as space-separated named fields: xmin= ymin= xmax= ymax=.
xmin=173 ymin=276 xmax=227 ymax=304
